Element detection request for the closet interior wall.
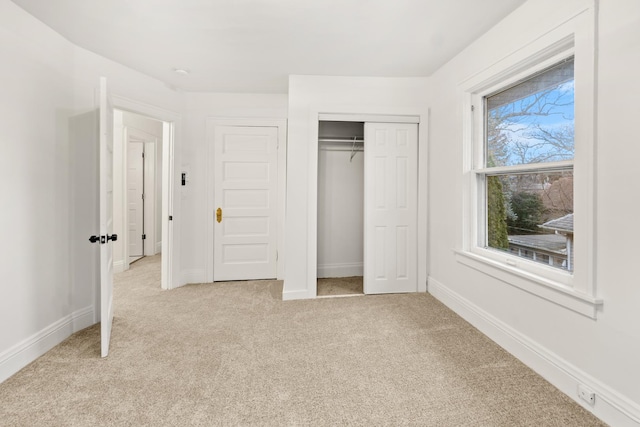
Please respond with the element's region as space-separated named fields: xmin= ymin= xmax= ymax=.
xmin=317 ymin=121 xmax=365 ymax=278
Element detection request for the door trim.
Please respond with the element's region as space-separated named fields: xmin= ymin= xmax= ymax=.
xmin=307 ymin=109 xmax=429 ymax=298
xmin=206 ymin=118 xmax=288 ymax=283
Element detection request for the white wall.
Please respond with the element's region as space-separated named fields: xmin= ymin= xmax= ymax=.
xmin=317 ymin=144 xmax=364 ymax=278
xmin=427 ymin=0 xmax=640 ymax=425
xmin=179 ymin=93 xmax=288 ymax=283
xmin=0 ymin=0 xmax=183 ymax=382
xmin=124 ymin=111 xmax=164 ymax=137
xmin=284 ymin=76 xmax=430 ymax=300
xmin=0 ymin=0 xmax=83 ymax=382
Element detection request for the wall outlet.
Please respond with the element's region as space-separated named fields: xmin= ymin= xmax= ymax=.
xmin=578 ymin=384 xmax=596 ymax=405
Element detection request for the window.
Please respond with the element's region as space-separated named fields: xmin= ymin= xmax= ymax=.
xmin=456 ymin=8 xmax=601 ymax=318
xmin=483 ymin=58 xmax=575 ymax=272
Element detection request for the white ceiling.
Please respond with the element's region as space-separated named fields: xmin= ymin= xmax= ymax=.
xmin=11 ymin=0 xmax=526 ymax=93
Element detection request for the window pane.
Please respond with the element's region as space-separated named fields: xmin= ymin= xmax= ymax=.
xmin=486 ymin=58 xmax=574 ymax=167
xmin=486 ymin=171 xmax=574 ymax=271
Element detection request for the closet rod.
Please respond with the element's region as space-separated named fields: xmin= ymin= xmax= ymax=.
xmin=318 ymin=137 xmax=364 ymax=143
xmin=318 ymin=146 xmax=363 ymax=152
xmin=349 ymin=136 xmax=359 ymax=162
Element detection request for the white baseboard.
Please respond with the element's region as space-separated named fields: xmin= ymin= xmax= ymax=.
xmin=317 ymin=262 xmax=363 ymax=278
xmin=181 ymin=269 xmax=206 ymax=285
xmin=0 ymin=306 xmax=95 ymax=384
xmin=428 ymin=276 xmax=640 ymax=427
xmin=114 ymin=259 xmax=125 ymax=274
xmin=282 ymin=289 xmax=313 ymax=301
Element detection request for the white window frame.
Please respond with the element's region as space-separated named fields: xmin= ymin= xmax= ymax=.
xmin=476 ymin=53 xmax=576 ymax=285
xmin=456 ymin=6 xmax=602 ymax=318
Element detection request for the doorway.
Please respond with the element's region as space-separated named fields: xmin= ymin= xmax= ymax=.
xmin=317 ymin=121 xmax=365 ymax=297
xmin=206 ymin=118 xmax=287 ymax=283
xmin=113 ymin=110 xmax=166 ymax=282
xmin=126 ymin=130 xmax=160 ymax=264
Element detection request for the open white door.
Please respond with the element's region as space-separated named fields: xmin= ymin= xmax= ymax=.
xmin=364 ymin=123 xmax=418 ymax=294
xmin=99 ymin=77 xmax=115 ymax=357
xmin=213 ymin=125 xmax=278 ymax=281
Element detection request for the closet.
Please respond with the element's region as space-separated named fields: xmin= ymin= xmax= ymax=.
xmin=316 ymin=118 xmax=419 ymax=297
xmin=317 ymin=121 xmax=365 ymax=296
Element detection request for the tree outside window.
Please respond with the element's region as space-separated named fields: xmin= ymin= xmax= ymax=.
xmin=484 ymin=58 xmax=575 ymax=271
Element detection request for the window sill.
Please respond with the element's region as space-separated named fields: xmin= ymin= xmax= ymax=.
xmin=454 ymin=249 xmax=602 ymax=319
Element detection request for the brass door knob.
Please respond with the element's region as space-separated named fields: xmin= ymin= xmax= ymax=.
xmin=216 ymin=207 xmax=222 ymax=223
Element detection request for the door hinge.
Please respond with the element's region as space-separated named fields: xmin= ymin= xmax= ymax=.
xmin=142 ymin=234 xmax=146 ymax=240
xmin=142 ymin=152 xmax=145 ymax=158
xmin=169 ymin=215 xmax=173 ymax=221
xmin=142 ymin=193 xmax=145 ymax=200
xmin=471 ymin=105 xmax=475 ymax=112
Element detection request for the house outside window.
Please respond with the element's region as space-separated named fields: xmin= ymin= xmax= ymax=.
xmin=484 ymin=58 xmax=575 ymax=272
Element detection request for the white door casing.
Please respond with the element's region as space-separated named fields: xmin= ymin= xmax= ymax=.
xmin=99 ymin=77 xmax=115 ymax=357
xmin=364 ymin=122 xmax=418 ymax=294
xmin=213 ymin=125 xmax=279 ymax=281
xmin=127 ymin=141 xmax=144 ymax=260
xmin=143 ymin=141 xmax=157 ymax=256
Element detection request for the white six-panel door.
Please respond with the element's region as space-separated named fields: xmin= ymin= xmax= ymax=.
xmin=213 ymin=126 xmax=278 ymax=281
xmin=127 ymin=141 xmax=144 ymax=261
xmin=364 ymin=122 xmax=418 ymax=294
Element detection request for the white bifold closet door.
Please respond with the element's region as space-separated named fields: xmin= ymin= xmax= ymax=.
xmin=364 ymin=122 xmax=418 ymax=294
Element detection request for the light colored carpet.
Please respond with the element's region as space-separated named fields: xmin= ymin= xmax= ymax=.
xmin=0 ymin=255 xmax=606 ymax=426
xmin=317 ymin=276 xmax=363 ymax=296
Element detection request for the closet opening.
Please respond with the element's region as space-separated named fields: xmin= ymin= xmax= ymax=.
xmin=317 ymin=121 xmax=365 ymax=297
